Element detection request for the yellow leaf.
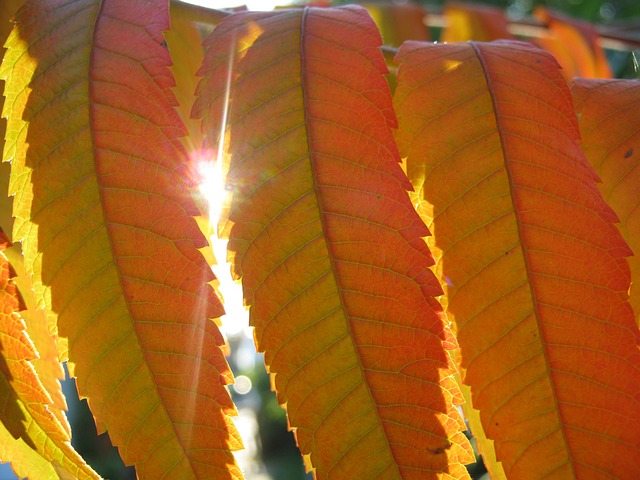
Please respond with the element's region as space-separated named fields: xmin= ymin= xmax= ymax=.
xmin=441 ymin=2 xmax=512 ymax=42
xmin=0 ymin=0 xmax=23 ymax=235
xmin=0 ymin=231 xmax=98 ymax=479
xmin=2 ymin=1 xmax=241 ymax=477
xmin=4 ymin=243 xmax=70 ymax=437
xmin=363 ymin=2 xmax=430 ymax=47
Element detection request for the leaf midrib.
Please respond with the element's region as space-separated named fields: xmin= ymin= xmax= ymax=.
xmin=469 ymin=40 xmax=577 ymax=479
xmin=298 ymin=7 xmax=402 ymax=479
xmin=87 ymin=2 xmax=200 ymax=478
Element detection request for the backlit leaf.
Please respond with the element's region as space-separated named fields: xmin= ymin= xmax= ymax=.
xmin=166 ymin=2 xmax=216 ymax=220
xmin=4 ymin=242 xmax=70 ymax=437
xmin=2 ymin=0 xmax=241 ymax=477
xmin=194 ymin=6 xmax=474 ymax=479
xmin=572 ymin=78 xmax=640 ymax=324
xmin=363 ymin=2 xmax=430 ymax=47
xmin=0 ymin=230 xmax=98 ymax=479
xmin=534 ymin=7 xmax=612 ymax=80
xmin=441 ymin=2 xmax=512 ymax=43
xmin=394 ymin=40 xmax=640 ymax=479
xmin=167 ymin=1 xmax=224 ymax=154
xmin=457 ymin=380 xmax=506 ymax=480
xmin=0 ymin=0 xmax=22 ymax=236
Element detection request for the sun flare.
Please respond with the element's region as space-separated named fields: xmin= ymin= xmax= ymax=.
xmin=193 ymin=154 xmax=249 ymax=339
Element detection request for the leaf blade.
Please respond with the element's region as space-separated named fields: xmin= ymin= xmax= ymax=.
xmin=195 ymin=6 xmax=473 ymax=479
xmin=394 ymin=40 xmax=640 ymax=479
xmin=364 ymin=2 xmax=430 ymax=47
xmin=441 ymin=3 xmax=512 ymax=42
xmin=0 ymin=231 xmax=98 ymax=479
xmin=534 ymin=8 xmax=612 ymax=80
xmin=572 ymin=78 xmax=640 ymax=325
xmin=3 ymin=242 xmax=70 ymax=438
xmin=0 ymin=0 xmax=23 ymax=235
xmin=2 ymin=0 xmax=241 ymax=477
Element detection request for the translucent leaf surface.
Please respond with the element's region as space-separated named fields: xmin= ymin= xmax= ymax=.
xmin=458 ymin=379 xmax=506 ymax=480
xmin=166 ymin=0 xmax=222 ymax=154
xmin=394 ymin=40 xmax=640 ymax=479
xmin=3 ymin=243 xmax=70 ymax=437
xmin=534 ymin=7 xmax=612 ymax=80
xmin=0 ymin=0 xmax=23 ymax=235
xmin=0 ymin=231 xmax=98 ymax=479
xmin=572 ymin=78 xmax=640 ymax=324
xmin=1 ymin=0 xmax=241 ymax=477
xmin=194 ymin=6 xmax=473 ymax=479
xmin=363 ymin=2 xmax=430 ymax=47
xmin=441 ymin=2 xmax=512 ymax=42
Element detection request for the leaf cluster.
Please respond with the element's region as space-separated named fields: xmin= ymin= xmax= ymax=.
xmin=0 ymin=1 xmax=639 ymax=479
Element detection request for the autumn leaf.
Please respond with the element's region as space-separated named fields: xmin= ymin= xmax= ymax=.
xmin=0 ymin=230 xmax=98 ymax=479
xmin=1 ymin=0 xmax=241 ymax=477
xmin=167 ymin=0 xmax=227 ymax=155
xmin=441 ymin=1 xmax=512 ymax=43
xmin=534 ymin=7 xmax=612 ymax=80
xmin=572 ymin=78 xmax=640 ymax=324
xmin=363 ymin=2 xmax=430 ymax=47
xmin=3 ymin=241 xmax=70 ymax=438
xmin=394 ymin=40 xmax=640 ymax=479
xmin=194 ymin=6 xmax=474 ymax=479
xmin=457 ymin=382 xmax=506 ymax=480
xmin=0 ymin=0 xmax=22 ymax=236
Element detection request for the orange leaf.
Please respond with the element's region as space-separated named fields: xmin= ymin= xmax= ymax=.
xmin=534 ymin=7 xmax=612 ymax=80
xmin=194 ymin=6 xmax=473 ymax=479
xmin=0 ymin=231 xmax=99 ymax=479
xmin=364 ymin=2 xmax=430 ymax=47
xmin=441 ymin=1 xmax=512 ymax=43
xmin=2 ymin=0 xmax=241 ymax=477
xmin=572 ymin=78 xmax=640 ymax=325
xmin=394 ymin=40 xmax=640 ymax=479
xmin=3 ymin=242 xmax=70 ymax=437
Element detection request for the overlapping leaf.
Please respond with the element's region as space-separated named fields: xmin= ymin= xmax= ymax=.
xmin=3 ymin=241 xmax=70 ymax=437
xmin=458 ymin=382 xmax=505 ymax=480
xmin=534 ymin=8 xmax=612 ymax=80
xmin=167 ymin=1 xmax=227 ymax=154
xmin=572 ymin=78 xmax=640 ymax=324
xmin=363 ymin=2 xmax=430 ymax=47
xmin=394 ymin=40 xmax=640 ymax=479
xmin=1 ymin=0 xmax=241 ymax=477
xmin=0 ymin=230 xmax=97 ymax=479
xmin=441 ymin=2 xmax=512 ymax=43
xmin=194 ymin=6 xmax=473 ymax=479
xmin=0 ymin=0 xmax=22 ymax=235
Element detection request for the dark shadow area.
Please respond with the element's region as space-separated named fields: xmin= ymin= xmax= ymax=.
xmin=62 ymin=367 xmax=136 ymax=480
xmin=0 ymin=356 xmax=34 ymax=452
